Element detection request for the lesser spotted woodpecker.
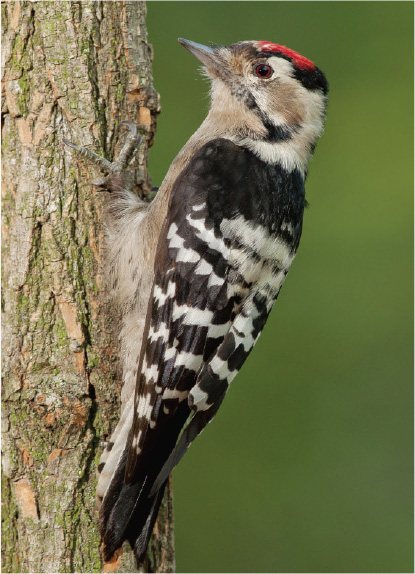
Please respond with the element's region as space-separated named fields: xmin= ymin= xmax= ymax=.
xmin=67 ymin=38 xmax=328 ymax=567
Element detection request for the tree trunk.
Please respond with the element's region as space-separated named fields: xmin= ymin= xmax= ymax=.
xmin=1 ymin=2 xmax=174 ymax=572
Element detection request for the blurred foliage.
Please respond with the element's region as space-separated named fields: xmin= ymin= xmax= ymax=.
xmin=146 ymin=2 xmax=413 ymax=572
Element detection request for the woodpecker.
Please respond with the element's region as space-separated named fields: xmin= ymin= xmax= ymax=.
xmin=67 ymin=38 xmax=328 ymax=567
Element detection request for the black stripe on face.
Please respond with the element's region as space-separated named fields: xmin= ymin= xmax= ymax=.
xmin=225 ymin=80 xmax=257 ymax=109
xmin=260 ymin=115 xmax=293 ymax=142
xmin=233 ymin=86 xmax=293 ymax=143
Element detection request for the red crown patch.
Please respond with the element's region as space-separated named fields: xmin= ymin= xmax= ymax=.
xmin=258 ymin=42 xmax=315 ymax=71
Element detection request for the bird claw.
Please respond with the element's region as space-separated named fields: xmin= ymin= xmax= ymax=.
xmin=119 ymin=120 xmax=137 ymax=137
xmin=63 ymin=122 xmax=144 ymax=193
xmin=63 ymin=122 xmax=143 ymax=173
xmin=114 ymin=122 xmax=143 ymax=172
xmin=63 ymin=137 xmax=114 ymax=172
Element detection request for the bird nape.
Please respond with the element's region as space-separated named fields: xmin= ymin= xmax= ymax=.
xmin=66 ymin=37 xmax=328 ymax=568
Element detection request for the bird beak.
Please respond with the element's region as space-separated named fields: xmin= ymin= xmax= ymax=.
xmin=178 ymin=38 xmax=222 ymax=74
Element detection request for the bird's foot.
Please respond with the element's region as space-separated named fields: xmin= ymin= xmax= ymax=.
xmin=63 ymin=121 xmax=143 ymax=192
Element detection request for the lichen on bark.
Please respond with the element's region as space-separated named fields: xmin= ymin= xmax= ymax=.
xmin=1 ymin=2 xmax=173 ymax=572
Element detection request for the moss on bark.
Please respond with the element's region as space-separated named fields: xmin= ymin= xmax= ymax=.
xmin=1 ymin=2 xmax=172 ymax=571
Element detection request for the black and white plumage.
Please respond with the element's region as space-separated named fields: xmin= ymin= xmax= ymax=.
xmin=96 ymin=38 xmax=328 ymax=566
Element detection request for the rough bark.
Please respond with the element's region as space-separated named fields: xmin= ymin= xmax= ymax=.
xmin=1 ymin=2 xmax=174 ymax=572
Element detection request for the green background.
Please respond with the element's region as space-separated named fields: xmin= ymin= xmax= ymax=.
xmin=146 ymin=2 xmax=413 ymax=572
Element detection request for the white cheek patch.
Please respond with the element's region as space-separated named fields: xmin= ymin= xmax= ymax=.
xmin=267 ymin=56 xmax=296 ymax=77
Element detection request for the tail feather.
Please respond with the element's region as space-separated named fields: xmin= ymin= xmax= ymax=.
xmin=103 ymin=479 xmax=147 ymax=560
xmin=99 ymin=403 xmax=190 ymax=565
xmin=129 ymin=482 xmax=167 ymax=565
xmin=100 ymin=438 xmax=170 ymax=565
xmin=102 ymin=470 xmax=167 ymax=565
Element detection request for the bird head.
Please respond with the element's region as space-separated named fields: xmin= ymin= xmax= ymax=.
xmin=179 ymin=38 xmax=328 ymax=172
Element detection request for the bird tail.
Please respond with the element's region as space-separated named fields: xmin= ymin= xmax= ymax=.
xmin=98 ymin=403 xmax=190 ymax=565
xmin=96 ymin=398 xmax=162 ymax=566
xmin=99 ymin=439 xmax=168 ymax=566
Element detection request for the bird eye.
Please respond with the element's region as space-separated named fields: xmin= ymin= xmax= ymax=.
xmin=255 ymin=64 xmax=273 ymax=78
